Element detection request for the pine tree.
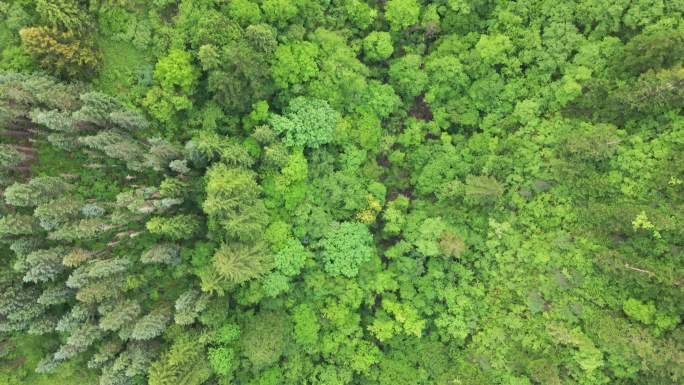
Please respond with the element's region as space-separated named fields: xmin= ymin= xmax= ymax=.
xmin=203 ymin=163 xmax=268 ymax=241
xmin=148 ymin=335 xmax=211 ymax=385
xmin=65 ymin=322 xmax=103 ymax=350
xmin=212 ymin=242 xmax=270 ymax=284
xmin=0 ymin=144 xmax=26 ymax=170
xmin=62 ymin=247 xmax=93 ymax=267
xmin=29 ymin=108 xmax=78 ymax=133
xmin=174 ymin=290 xmax=210 ymax=325
xmin=66 ymin=258 xmax=130 ymax=289
xmin=34 ymin=197 xmax=82 ymax=231
xmin=4 ymin=176 xmax=72 ymax=207
xmin=145 ymin=215 xmax=200 ymax=241
xmin=35 ymin=0 xmax=89 ymax=31
xmin=98 ymin=300 xmax=141 ymax=332
xmin=0 ymin=214 xmax=38 ymax=238
xmin=141 ymin=243 xmax=181 ymax=265
xmin=55 ymin=304 xmax=91 ymax=333
xmin=23 ymin=246 xmax=68 ymax=283
xmin=37 ymin=284 xmax=73 ymax=306
xmin=144 ymin=138 xmax=183 ymax=172
xmin=75 ymin=276 xmax=122 ymax=303
xmin=0 ymin=278 xmax=45 ymax=332
xmin=48 ymin=218 xmax=113 ymax=242
xmin=130 ymin=308 xmax=171 ymax=340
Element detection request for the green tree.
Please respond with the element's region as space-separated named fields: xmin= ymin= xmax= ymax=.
xmin=321 ymin=222 xmax=375 ymax=278
xmin=240 ymin=312 xmax=286 ymax=369
xmin=4 ymin=176 xmax=71 ymax=207
xmin=363 ymin=32 xmax=394 ymax=62
xmin=212 ymin=242 xmax=270 ymax=285
xmin=148 ymin=336 xmax=211 ymax=385
xmin=143 ymin=49 xmax=200 ymax=124
xmin=203 ymin=163 xmax=268 ymax=241
xmin=385 ymin=0 xmax=421 ymax=31
xmin=270 ymin=97 xmax=338 ymax=148
xmin=130 ymin=308 xmax=171 ymax=340
xmin=388 ymin=54 xmax=428 ymax=98
xmin=146 ymin=214 xmax=200 ymax=241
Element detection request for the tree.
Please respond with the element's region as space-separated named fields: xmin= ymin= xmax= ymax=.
xmin=130 ymin=308 xmax=171 ymax=340
xmin=321 ymin=222 xmax=375 ymax=278
xmin=4 ymin=176 xmax=71 ymax=207
xmin=0 ymin=214 xmax=38 ymax=238
xmin=35 ymin=0 xmax=89 ymax=30
xmin=269 ymin=97 xmax=338 ymax=148
xmin=148 ymin=335 xmax=211 ymax=385
xmin=388 ymin=54 xmax=428 ymax=98
xmin=363 ymin=32 xmax=394 ymax=62
xmin=212 ymin=242 xmax=270 ymax=285
xmin=98 ymin=300 xmax=141 ymax=332
xmin=385 ymin=0 xmax=421 ymax=31
xmin=174 ymin=290 xmax=209 ymax=325
xmin=203 ymin=164 xmax=268 ymax=241
xmin=292 ymin=304 xmax=319 ymax=348
xmin=143 ymin=49 xmax=199 ymax=124
xmin=206 ymin=30 xmax=276 ymax=114
xmin=33 ymin=197 xmax=81 ymax=231
xmin=0 ymin=145 xmax=26 ymax=170
xmin=22 ymin=247 xmax=68 ymax=283
xmin=141 ymin=243 xmax=181 ymax=265
xmin=271 ymin=42 xmax=320 ymax=90
xmin=240 ymin=312 xmax=286 ymax=369
xmin=145 ymin=215 xmax=200 ymax=241
xmin=227 ymin=0 xmax=262 ymax=26
xmin=19 ymin=26 xmax=99 ymax=79
xmin=463 ymin=175 xmax=504 ymax=205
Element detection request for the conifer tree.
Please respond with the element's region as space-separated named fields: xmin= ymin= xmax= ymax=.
xmin=130 ymin=308 xmax=171 ymax=341
xmin=4 ymin=176 xmax=71 ymax=207
xmin=212 ymin=242 xmax=270 ymax=285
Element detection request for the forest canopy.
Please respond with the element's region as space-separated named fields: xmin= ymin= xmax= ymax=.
xmin=0 ymin=1 xmax=683 ymax=385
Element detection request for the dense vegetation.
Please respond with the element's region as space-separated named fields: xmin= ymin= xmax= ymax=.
xmin=1 ymin=1 xmax=683 ymax=385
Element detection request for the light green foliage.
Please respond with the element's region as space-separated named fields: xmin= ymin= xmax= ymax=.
xmin=270 ymin=97 xmax=338 ymax=148
xmin=464 ymin=175 xmax=504 ymax=205
xmin=148 ymin=336 xmax=211 ymax=385
xmin=208 ymin=346 xmax=234 ymax=375
xmin=143 ymin=49 xmax=199 ymax=124
xmin=228 ymin=0 xmax=262 ymax=27
xmin=292 ymin=304 xmax=319 ymax=348
xmin=623 ymin=298 xmax=656 ymax=325
xmin=261 ymin=0 xmax=298 ymax=27
xmin=321 ymin=222 xmax=375 ymax=278
xmin=146 ymin=215 xmax=200 ymax=241
xmin=203 ymin=163 xmax=268 ymax=241
xmin=384 ymin=0 xmax=420 ymax=31
xmin=273 ymin=238 xmax=309 ymax=276
xmin=4 ymin=177 xmax=71 ymax=207
xmin=212 ymin=241 xmax=269 ymax=285
xmin=272 ymin=42 xmax=319 ymax=89
xmin=388 ymin=54 xmax=427 ymax=98
xmin=362 ymin=32 xmax=393 ymax=62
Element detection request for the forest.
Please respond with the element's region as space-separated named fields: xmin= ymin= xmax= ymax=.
xmin=0 ymin=0 xmax=682 ymax=384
